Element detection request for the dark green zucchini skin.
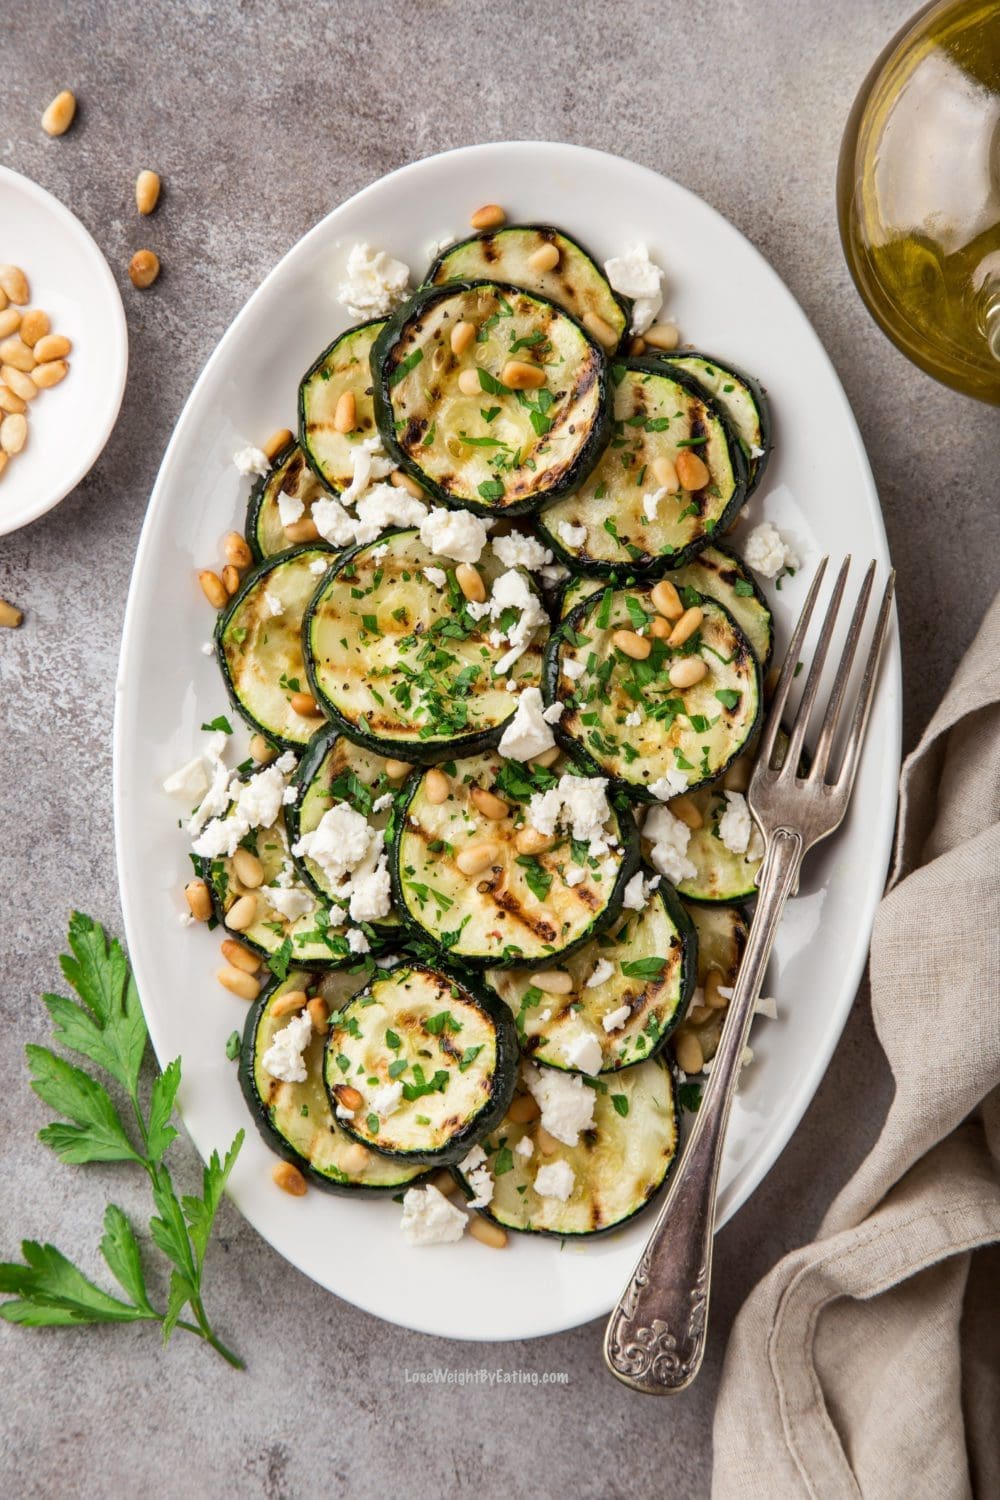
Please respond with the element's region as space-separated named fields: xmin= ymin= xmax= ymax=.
xmin=370 ymin=279 xmax=612 ymax=518
xmin=656 ymin=350 xmax=772 ymax=497
xmin=297 ymin=316 xmax=386 ymax=496
xmin=245 ymin=440 xmax=298 ymax=563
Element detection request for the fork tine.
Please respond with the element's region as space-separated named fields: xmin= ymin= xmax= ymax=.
xmin=808 ymin=560 xmax=876 ymax=783
xmin=783 ymin=556 xmax=851 ymax=778
xmin=834 ymin=571 xmax=896 ymax=795
xmin=756 ymin=557 xmax=828 ymax=771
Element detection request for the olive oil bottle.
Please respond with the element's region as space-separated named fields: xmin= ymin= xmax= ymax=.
xmin=838 ymin=0 xmax=1000 ymax=403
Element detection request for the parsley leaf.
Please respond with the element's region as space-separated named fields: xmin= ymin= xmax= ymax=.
xmin=620 ymin=956 xmax=667 ymax=980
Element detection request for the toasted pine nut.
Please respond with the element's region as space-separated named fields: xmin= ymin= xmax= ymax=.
xmin=536 ymin=1125 xmax=561 ymax=1155
xmin=272 ymin=1161 xmax=307 ymax=1196
xmin=271 ymin=988 xmax=309 ymax=1018
xmin=232 ymin=847 xmax=264 ymax=888
xmin=705 ymin=969 xmax=728 ymax=1009
xmin=384 ymin=758 xmax=412 ymax=780
xmin=669 ymin=656 xmax=708 ymax=689
xmin=389 ymin=467 xmax=424 ymax=498
xmin=0 ymin=414 xmax=27 ymax=455
xmin=670 ymin=794 xmax=703 ymax=830
xmin=456 ymin=842 xmax=499 ymax=876
xmin=221 ymin=563 xmax=241 ymax=596
xmin=41 ymin=90 xmax=77 ymax=137
xmin=688 ymin=1005 xmax=713 ymax=1025
xmin=531 ymin=746 xmax=561 ymax=768
xmin=507 ymin=1094 xmax=540 ymax=1123
xmin=307 ymin=997 xmax=329 ymax=1032
xmin=0 ymin=384 xmax=27 ymax=416
xmin=341 ymin=1142 xmax=371 ymax=1173
xmin=457 ymin=368 xmax=482 ymax=397
xmin=532 ymin=969 xmax=574 ymax=995
xmin=333 ymin=390 xmax=356 ymax=433
xmin=644 ymin=322 xmax=680 ymax=351
xmin=129 ymin=249 xmax=160 ymax=289
xmin=611 ymin=629 xmax=651 ymax=661
xmin=225 ymin=893 xmax=258 ymax=932
xmin=0 ymin=267 xmax=29 ymax=305
xmin=290 ymin=691 xmax=321 ymax=718
xmin=676 ymin=449 xmax=710 ymax=490
xmin=0 ymin=452 xmax=6 ymax=479
xmin=224 ymin=531 xmax=253 ymax=568
xmin=0 ymin=598 xmax=23 ymax=628
xmin=2 ymin=367 xmax=38 ymax=401
xmin=263 ymin=427 xmax=294 ymax=461
xmin=338 ymin=1085 xmax=364 ymax=1112
xmin=250 ymin=733 xmax=277 ymax=764
xmin=515 ymin=826 xmax=554 ymax=854
xmin=470 ymin=787 xmax=510 ymax=821
xmin=431 ymin=1170 xmax=459 ymax=1197
xmin=18 ymin=310 xmax=49 ymax=347
xmin=198 ymin=569 xmax=227 ymax=608
xmin=675 ymin=1029 xmax=705 ymax=1075
xmin=33 ymin=333 xmax=72 ymax=362
xmin=284 ymin=516 xmax=320 ymax=542
xmin=528 ymin=242 xmax=560 ymax=273
xmin=722 ymin=755 xmax=751 ymax=792
xmin=0 ymin=338 xmax=35 ymax=372
xmin=184 ymin=878 xmax=213 ymax=921
xmin=651 ymin=455 xmax=680 ymax=492
xmin=450 ymin=320 xmax=475 ymax=355
xmin=217 ymin=964 xmax=261 ymax=1001
xmin=0 ymin=288 xmax=6 ymax=311
xmin=0 ymin=309 xmax=21 ymax=338
xmin=424 ymin=768 xmax=450 ymax=804
xmin=469 ymin=1217 xmax=507 ymax=1249
xmin=650 ymin=579 xmax=683 ymax=619
xmin=648 ymin=615 xmax=671 ymax=639
xmin=135 ymin=169 xmax=161 ymax=215
xmin=582 ymin=310 xmax=618 ymax=349
xmin=470 ymin=203 xmax=505 ymax=230
xmin=667 ymin=606 xmax=703 ymax=647
xmin=220 ymin=938 xmax=261 ymax=974
xmin=501 ymin=359 xmax=545 ymax=390
xmin=455 ymin=562 xmax=486 ymax=603
xmin=629 ymin=336 xmax=647 ymax=357
xmin=31 ymin=360 xmax=68 ymax=389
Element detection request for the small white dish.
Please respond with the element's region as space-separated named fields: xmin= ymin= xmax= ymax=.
xmin=0 ymin=166 xmax=128 ymax=536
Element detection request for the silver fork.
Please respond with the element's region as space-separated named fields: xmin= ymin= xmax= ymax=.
xmin=604 ymin=556 xmax=896 ymax=1394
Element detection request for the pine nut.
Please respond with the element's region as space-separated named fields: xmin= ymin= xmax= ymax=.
xmin=0 ymin=310 xmax=21 ymax=338
xmin=515 ymin=826 xmax=554 ymax=854
xmin=456 ymin=842 xmax=499 ymax=876
xmin=0 ymin=452 xmax=7 ymax=480
xmin=33 ymin=333 xmax=72 ymax=362
xmin=341 ymin=1143 xmax=371 ymax=1174
xmin=390 ymin=468 xmax=424 ymax=498
xmin=272 ymin=1161 xmax=307 ymax=1196
xmin=675 ymin=1029 xmax=705 ymax=1075
xmin=250 ymin=733 xmax=276 ymax=764
xmin=531 ymin=746 xmax=561 ymax=768
xmin=670 ymin=794 xmax=703 ymax=830
xmin=0 ymin=288 xmax=6 ymax=311
xmin=669 ymin=656 xmax=708 ymax=689
xmin=723 ymin=755 xmax=751 ymax=792
xmin=470 ymin=203 xmax=505 ymax=230
xmin=217 ymin=965 xmax=261 ymax=1001
xmin=667 ymin=606 xmax=703 ymax=647
xmin=652 ymin=455 xmax=680 ymax=491
xmin=384 ymin=758 xmax=412 ymax=780
xmin=220 ymin=938 xmax=260 ymax=974
xmin=307 ymin=997 xmax=329 ymax=1033
xmin=129 ymin=249 xmax=160 ymax=289
xmin=676 ymin=450 xmax=710 ymax=490
xmin=648 ymin=616 xmax=671 ymax=640
xmin=225 ymin=893 xmax=258 ymax=932
xmin=135 ymin=169 xmax=161 ymax=215
xmin=470 ymin=787 xmax=510 ymax=821
xmin=31 ymin=360 xmax=68 ymax=389
xmin=184 ymin=878 xmax=213 ymax=922
xmin=688 ymin=1005 xmax=713 ymax=1025
xmin=284 ymin=517 xmax=319 ymax=542
xmin=290 ymin=691 xmax=321 ymax=717
xmin=501 ymin=359 xmax=545 ymax=390
xmin=583 ymin=310 xmax=618 ymax=349
xmin=424 ymin=768 xmax=450 ymax=804
xmin=2 ymin=367 xmax=38 ymax=401
xmin=651 ymin=579 xmax=684 ymax=619
xmin=469 ymin=1217 xmax=507 ymax=1249
xmin=41 ymin=90 xmax=77 ymax=137
xmin=338 ymin=1085 xmax=364 ymax=1112
xmin=18 ymin=310 xmax=49 ymax=347
xmin=528 ymin=242 xmax=560 ymax=273
xmin=0 ymin=267 xmax=29 ymax=305
xmin=232 ymin=847 xmax=264 ymax=888
xmin=263 ymin=427 xmax=294 ymax=461
xmin=0 ymin=598 xmax=23 ymax=628
xmin=536 ymin=1125 xmax=561 ymax=1155
xmin=532 ymin=970 xmax=574 ymax=995
xmin=457 ymin=368 xmax=482 ymax=397
xmin=450 ymin=320 xmax=475 ymax=355
xmin=223 ymin=531 xmax=253 ymax=568
xmin=431 ymin=1170 xmax=459 ymax=1196
xmin=0 ymin=385 xmax=27 ymax=416
xmin=507 ymin=1094 xmax=540 ymax=1123
xmin=629 ymin=336 xmax=647 ymax=357
xmin=333 ymin=390 xmax=356 ymax=433
xmin=644 ymin=322 xmax=680 ymax=351
xmin=198 ymin=569 xmax=227 ymax=608
xmin=271 ymin=988 xmax=309 ymax=1017
xmin=455 ymin=562 xmax=486 ymax=603
xmin=0 ymin=338 xmax=36 ymax=372
xmin=221 ymin=563 xmax=241 ymax=596
xmin=0 ymin=414 xmax=27 ymax=455
xmin=611 ymin=629 xmax=651 ymax=660
xmin=705 ymin=969 xmax=728 ymax=1009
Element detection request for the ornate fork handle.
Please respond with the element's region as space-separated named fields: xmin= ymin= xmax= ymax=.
xmin=604 ymin=828 xmax=803 ymax=1393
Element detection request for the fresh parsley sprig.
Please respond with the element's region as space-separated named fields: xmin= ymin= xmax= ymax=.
xmin=0 ymin=913 xmax=244 ymax=1368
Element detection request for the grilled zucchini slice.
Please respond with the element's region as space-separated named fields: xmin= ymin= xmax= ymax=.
xmin=303 ymin=529 xmax=547 ymax=762
xmin=428 ymin=225 xmax=628 ymax=351
xmin=217 ymin=544 xmax=337 ymax=749
xmin=665 ymin=787 xmax=763 ymax=904
xmin=455 ymin=1056 xmax=678 ymax=1236
xmin=674 ymin=904 xmax=748 ymax=1071
xmin=371 ymin=280 xmax=609 ymax=516
xmin=324 ymin=962 xmax=519 ymax=1165
xmin=537 ymin=360 xmax=747 ymax=575
xmin=246 ymin=443 xmax=329 ymax=562
xmin=547 ymin=587 xmax=762 ymax=797
xmin=392 ymin=750 xmax=639 ymax=967
xmin=488 ymin=881 xmax=696 ymax=1072
xmin=659 ymin=351 xmax=771 ymax=496
xmin=240 ymin=969 xmax=429 ymax=1194
xmin=299 ymin=319 xmax=386 ymax=494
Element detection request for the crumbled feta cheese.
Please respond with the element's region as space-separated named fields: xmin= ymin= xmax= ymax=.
xmin=603 ymin=1004 xmax=631 ymax=1033
xmin=648 ymin=768 xmax=691 ymax=801
xmin=422 ymin=566 xmax=448 ymax=589
xmin=339 ymin=435 xmax=396 ymax=508
xmin=347 ymin=927 xmax=371 ymax=955
xmin=506 ymin=679 xmax=518 ymax=693
xmin=162 ymin=757 xmax=209 ymax=805
xmin=563 ymin=657 xmax=586 ymax=681
xmin=292 ymin=803 xmax=378 ymax=884
xmin=277 ymin=490 xmax=305 ymax=527
xmin=192 ymin=758 xmax=294 ymax=859
xmin=309 ymin=556 xmax=329 ymax=575
xmin=263 ymin=590 xmax=283 ymax=618
xmin=755 ymin=995 xmax=778 ymax=1020
xmin=371 ymin=792 xmax=394 ymax=814
xmin=718 ymin=790 xmax=754 ymax=856
xmin=515 ymin=1135 xmax=534 ymax=1160
xmin=482 ymin=569 xmax=549 ymax=676
xmin=187 ymin=736 xmax=233 ymax=837
xmin=603 ymin=245 xmax=665 ymax=334
xmin=498 ymin=687 xmax=555 ymax=762
xmin=524 ymin=1064 xmax=595 ymax=1145
xmin=338 ymin=242 xmax=410 ymax=320
xmin=312 ymin=494 xmax=358 ymax=548
xmin=586 ymin=958 xmax=615 ymax=989
xmin=622 ymin=870 xmax=661 ymax=909
xmin=642 ymin=487 xmax=667 ymax=523
xmin=527 ymin=773 xmax=615 ymax=859
xmin=564 ymin=864 xmax=586 ymax=887
xmin=261 ymin=1013 xmax=313 ymax=1083
xmin=561 ymin=1029 xmax=603 ymax=1075
xmin=370 ymin=543 xmax=389 ymax=561
xmin=354 ymin=484 xmax=428 ymax=544
xmin=491 ymin=531 xmax=553 ymax=570
xmin=534 ymin=1160 xmax=575 ymax=1202
xmin=178 ymin=911 xmax=194 ymax=927
xmin=400 ymin=1184 xmax=467 ymax=1246
xmin=282 ymin=784 xmax=299 ymax=805
xmin=557 ymin=521 xmax=587 ymax=548
xmin=371 ymin=1080 xmax=403 ymax=1118
xmin=266 ymin=882 xmax=315 ymax=921
xmin=538 ymin=562 xmax=571 ymax=588
xmin=426 ymin=233 xmax=456 ymax=261
xmin=335 ymin=1104 xmax=355 ymax=1121
xmin=233 ymin=445 xmax=269 ymax=478
xmin=348 ymin=853 xmax=392 ymax=923
xmin=624 ymin=709 xmax=643 ymax=728
xmin=419 ymin=506 xmax=488 ymax=564
xmin=744 ymin=521 xmax=800 ymax=579
xmin=542 ymin=702 xmax=564 ymax=725
xmin=200 ymin=641 xmax=215 ymax=656
xmin=461 ymin=1145 xmax=495 ymax=1209
xmin=644 ymin=805 xmax=698 ymax=884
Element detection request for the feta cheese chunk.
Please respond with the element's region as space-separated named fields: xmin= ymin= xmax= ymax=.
xmin=422 ymin=566 xmax=448 ymax=589
xmin=527 ymin=773 xmax=615 ymax=859
xmin=338 ymin=242 xmax=410 ymax=320
xmin=261 ymin=1013 xmax=313 ymax=1084
xmin=460 ymin=1145 xmax=495 ymax=1209
xmin=277 ymin=490 xmax=305 ymax=528
xmin=602 ymin=1003 xmax=631 ymax=1033
xmin=557 ymin=521 xmax=587 ymax=549
xmin=263 ymin=590 xmax=284 ymax=618
xmin=311 ymin=494 xmax=357 ymax=548
xmin=744 ymin=521 xmax=800 ymax=579
xmin=561 ymin=1029 xmax=603 ymax=1075
xmin=339 ymin=434 xmax=395 ymax=508
xmin=648 ymin=767 xmax=691 ymax=801
xmin=586 ymin=958 xmax=615 ymax=989
xmin=233 ymin=444 xmax=269 ymax=478
xmin=563 ymin=657 xmax=586 ymax=681
xmin=353 ymin=484 xmax=428 ymax=545
xmin=564 ymin=864 xmax=587 ymax=887
xmin=603 ymin=245 xmax=665 ymax=334
xmin=498 ymin=687 xmax=556 ymax=762
xmin=491 ymin=531 xmax=553 ymax=570
xmin=348 ymin=853 xmax=392 ymax=923
xmin=644 ymin=804 xmax=698 ymax=884
xmin=291 ymin=802 xmax=377 ymax=885
xmin=755 ymin=995 xmax=778 ymax=1020
xmin=622 ymin=870 xmax=661 ymax=910
xmin=534 ymin=1160 xmax=575 ymax=1202
xmin=642 ymin=487 xmax=667 ymax=523
xmin=524 ymin=1063 xmax=595 ymax=1145
xmin=419 ymin=506 xmax=489 ymax=564
xmin=515 ymin=1135 xmax=534 ymax=1160
xmin=370 ymin=1080 xmax=403 ymax=1118
xmin=483 ymin=569 xmax=549 ymax=676
xmin=191 ymin=757 xmax=296 ymax=859
xmin=718 ymin=790 xmax=754 ymax=856
xmin=266 ymin=882 xmax=315 ymax=922
xmin=400 ymin=1184 xmax=467 ymax=1246
xmin=162 ymin=757 xmax=209 ymax=805
xmin=347 ymin=927 xmax=371 ymax=954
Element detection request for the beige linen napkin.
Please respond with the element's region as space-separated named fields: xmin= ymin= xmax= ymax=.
xmin=712 ymin=593 xmax=1000 ymax=1500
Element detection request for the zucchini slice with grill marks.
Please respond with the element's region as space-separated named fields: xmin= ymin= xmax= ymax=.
xmin=454 ymin=1056 xmax=677 ymax=1236
xmin=674 ymin=903 xmax=749 ymax=1071
xmin=537 ymin=360 xmax=747 ymax=575
xmin=217 ymin=543 xmax=337 ymax=749
xmin=324 ymin=962 xmax=519 ymax=1165
xmin=546 ymin=587 xmax=762 ymax=797
xmin=246 ymin=443 xmax=329 ymax=563
xmin=658 ymin=351 xmax=771 ymax=496
xmin=428 ymin=226 xmax=629 ymax=351
xmin=298 ymin=319 xmax=387 ymax=494
xmin=392 ymin=750 xmax=639 ymax=968
xmin=371 ymin=280 xmax=609 ymax=516
xmin=666 ymin=787 xmax=764 ymax=905
xmin=303 ymin=529 xmax=547 ymax=762
xmin=240 ymin=968 xmax=430 ymax=1194
xmin=488 ymin=881 xmax=695 ymax=1072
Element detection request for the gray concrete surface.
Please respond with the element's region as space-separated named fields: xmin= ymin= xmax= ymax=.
xmin=1 ymin=2 xmax=998 ymax=1496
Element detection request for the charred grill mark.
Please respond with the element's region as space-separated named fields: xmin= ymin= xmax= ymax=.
xmin=482 ymin=237 xmax=499 ymax=264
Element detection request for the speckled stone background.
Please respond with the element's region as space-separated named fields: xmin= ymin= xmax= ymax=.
xmin=1 ymin=2 xmax=998 ymax=1496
